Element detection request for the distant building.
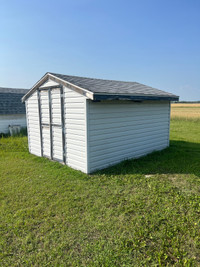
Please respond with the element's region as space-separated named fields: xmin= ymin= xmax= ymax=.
xmin=0 ymin=87 xmax=28 ymax=134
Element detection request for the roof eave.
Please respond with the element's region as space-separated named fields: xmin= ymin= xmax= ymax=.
xmin=93 ymin=94 xmax=179 ymax=101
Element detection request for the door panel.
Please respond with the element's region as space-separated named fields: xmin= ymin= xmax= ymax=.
xmin=51 ymin=89 xmax=61 ymax=125
xmin=38 ymin=86 xmax=65 ymax=163
xmin=52 ymin=126 xmax=63 ymax=161
xmin=40 ymin=91 xmax=50 ymax=124
xmin=42 ymin=126 xmax=51 ymax=157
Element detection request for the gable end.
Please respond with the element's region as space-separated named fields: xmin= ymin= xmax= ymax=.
xmin=22 ymin=73 xmax=93 ymax=102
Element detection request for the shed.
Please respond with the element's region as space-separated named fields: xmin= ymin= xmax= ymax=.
xmin=0 ymin=87 xmax=28 ymax=134
xmin=22 ymin=72 xmax=179 ymax=173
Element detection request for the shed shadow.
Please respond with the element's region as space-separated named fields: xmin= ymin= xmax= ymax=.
xmin=95 ymin=140 xmax=200 ymax=178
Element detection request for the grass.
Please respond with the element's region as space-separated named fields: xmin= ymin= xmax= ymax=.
xmin=0 ymin=118 xmax=200 ymax=265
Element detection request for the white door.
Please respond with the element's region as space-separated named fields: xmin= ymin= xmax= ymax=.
xmin=38 ymin=86 xmax=66 ymax=163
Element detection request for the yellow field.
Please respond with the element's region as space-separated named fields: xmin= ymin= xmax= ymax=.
xmin=171 ymin=103 xmax=200 ymax=119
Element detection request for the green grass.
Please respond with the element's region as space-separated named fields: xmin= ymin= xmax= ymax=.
xmin=0 ymin=120 xmax=200 ymax=266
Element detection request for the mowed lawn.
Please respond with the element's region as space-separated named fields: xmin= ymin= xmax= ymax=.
xmin=0 ymin=115 xmax=200 ymax=265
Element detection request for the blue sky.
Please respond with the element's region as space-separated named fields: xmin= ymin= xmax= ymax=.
xmin=1 ymin=0 xmax=200 ymax=100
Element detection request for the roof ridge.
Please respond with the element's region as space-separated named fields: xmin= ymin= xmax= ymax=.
xmin=49 ymin=72 xmax=176 ymax=96
xmin=49 ymin=72 xmax=139 ymax=84
xmin=0 ymin=87 xmax=28 ymax=90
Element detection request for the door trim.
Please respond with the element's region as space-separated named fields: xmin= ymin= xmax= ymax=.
xmin=37 ymin=85 xmax=66 ymax=163
xmin=48 ymin=88 xmax=53 ymax=159
xmin=60 ymin=85 xmax=66 ymax=164
xmin=37 ymin=89 xmax=43 ymax=157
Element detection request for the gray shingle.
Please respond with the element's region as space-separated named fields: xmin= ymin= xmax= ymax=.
xmin=50 ymin=72 xmax=179 ymax=100
xmin=0 ymin=87 xmax=28 ymax=115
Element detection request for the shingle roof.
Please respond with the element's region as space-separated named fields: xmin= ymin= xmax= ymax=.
xmin=22 ymin=72 xmax=179 ymax=102
xmin=50 ymin=72 xmax=179 ymax=101
xmin=0 ymin=87 xmax=28 ymax=115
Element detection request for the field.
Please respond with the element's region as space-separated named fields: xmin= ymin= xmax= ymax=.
xmin=171 ymin=103 xmax=200 ymax=120
xmin=0 ymin=105 xmax=200 ymax=266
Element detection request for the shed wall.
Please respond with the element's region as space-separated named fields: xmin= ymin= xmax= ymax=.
xmin=64 ymin=86 xmax=87 ymax=172
xmin=0 ymin=114 xmax=26 ymax=133
xmin=87 ymin=100 xmax=170 ymax=173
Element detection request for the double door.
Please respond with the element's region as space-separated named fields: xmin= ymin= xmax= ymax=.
xmin=38 ymin=86 xmax=66 ymax=163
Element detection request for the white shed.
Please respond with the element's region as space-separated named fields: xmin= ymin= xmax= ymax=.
xmin=22 ymin=73 xmax=179 ymax=173
xmin=0 ymin=87 xmax=28 ymax=134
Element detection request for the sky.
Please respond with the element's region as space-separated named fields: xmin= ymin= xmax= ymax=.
xmin=0 ymin=0 xmax=200 ymax=101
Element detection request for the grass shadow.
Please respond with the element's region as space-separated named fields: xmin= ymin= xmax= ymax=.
xmin=96 ymin=140 xmax=200 ymax=177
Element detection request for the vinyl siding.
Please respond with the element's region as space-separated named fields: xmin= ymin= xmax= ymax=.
xmin=64 ymin=86 xmax=87 ymax=173
xmin=26 ymin=91 xmax=41 ymax=157
xmin=39 ymin=79 xmax=87 ymax=169
xmin=52 ymin=126 xmax=63 ymax=161
xmin=87 ymin=100 xmax=170 ymax=173
xmin=51 ymin=88 xmax=63 ymax=161
xmin=0 ymin=114 xmax=26 ymax=133
xmin=25 ymin=78 xmax=88 ymax=173
xmin=40 ymin=80 xmax=59 ymax=88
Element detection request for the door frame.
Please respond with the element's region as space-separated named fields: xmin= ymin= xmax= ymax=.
xmin=37 ymin=85 xmax=66 ymax=163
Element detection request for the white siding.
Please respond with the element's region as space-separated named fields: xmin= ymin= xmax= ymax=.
xmin=40 ymin=80 xmax=59 ymax=88
xmin=51 ymin=88 xmax=61 ymax=125
xmin=25 ymin=79 xmax=88 ymax=173
xmin=26 ymin=92 xmax=41 ymax=157
xmin=51 ymin=88 xmax=63 ymax=161
xmin=0 ymin=114 xmax=26 ymax=134
xmin=42 ymin=126 xmax=51 ymax=158
xmin=87 ymin=100 xmax=170 ymax=173
xmin=64 ymin=86 xmax=87 ymax=173
xmin=40 ymin=90 xmax=50 ymax=124
xmin=52 ymin=126 xmax=63 ymax=161
xmin=40 ymin=90 xmax=51 ymax=158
